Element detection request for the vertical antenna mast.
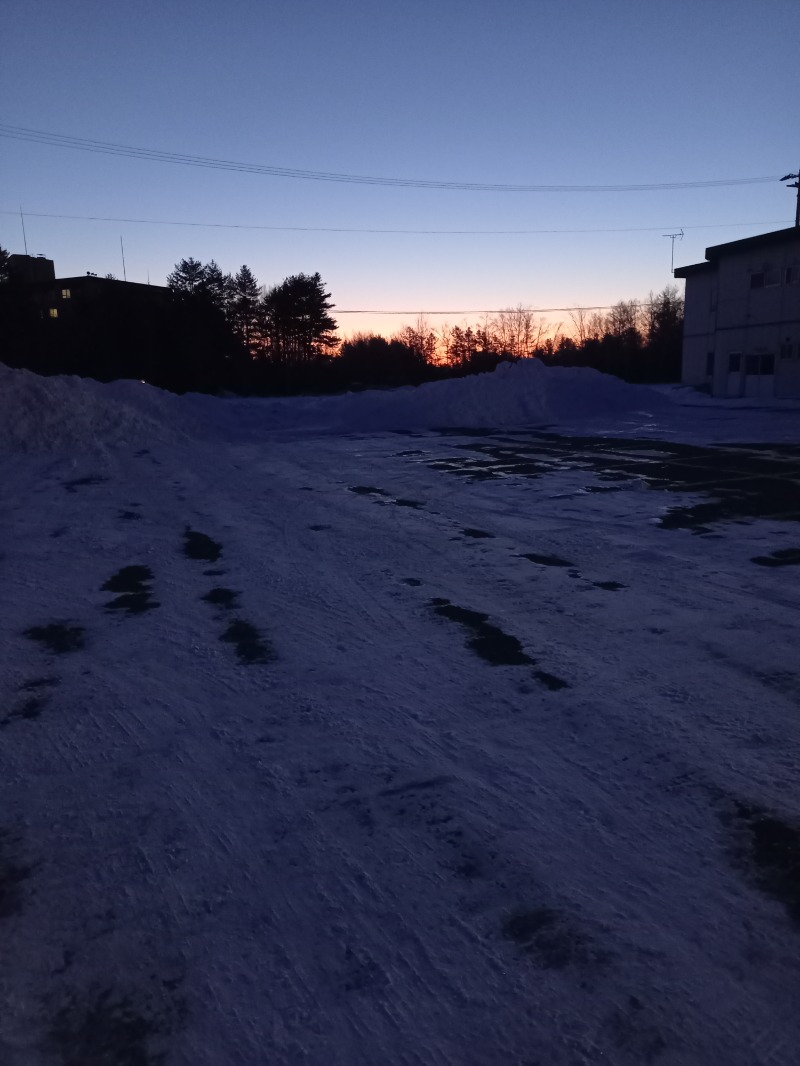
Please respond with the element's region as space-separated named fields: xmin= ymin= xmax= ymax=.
xmin=662 ymin=229 xmax=684 ymax=274
xmin=120 ymin=235 xmax=127 ymax=281
xmin=19 ymin=206 xmax=28 ymax=254
xmin=780 ymin=170 xmax=800 ymax=227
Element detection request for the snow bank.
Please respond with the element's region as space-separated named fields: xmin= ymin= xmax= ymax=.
xmin=0 ymin=364 xmax=187 ymax=454
xmin=0 ymin=359 xmax=671 ymax=453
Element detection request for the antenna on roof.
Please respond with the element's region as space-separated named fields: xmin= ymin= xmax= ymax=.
xmin=780 ymin=170 xmax=800 ymax=227
xmin=662 ymin=228 xmax=684 ymax=275
xmin=119 ymin=235 xmax=127 ymax=281
xmin=19 ymin=206 xmax=28 ymax=255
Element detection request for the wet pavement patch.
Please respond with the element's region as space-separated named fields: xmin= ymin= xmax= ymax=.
xmin=462 ymin=528 xmax=494 ymax=538
xmin=751 ymin=547 xmax=800 ymax=567
xmin=0 ymin=831 xmax=32 ymax=918
xmin=593 ymin=580 xmax=627 ymax=591
xmin=63 ymin=475 xmax=108 ymax=493
xmin=724 ymin=800 xmax=800 ymax=927
xmin=24 ymin=622 xmax=85 ymax=654
xmin=520 ymin=552 xmax=574 ymax=567
xmin=202 ymin=587 xmax=239 ymax=609
xmin=183 ymin=529 xmax=223 ymax=562
xmin=423 ymin=431 xmax=800 ymax=532
xmin=501 ymin=907 xmax=594 ymax=969
xmin=220 ymin=620 xmax=273 ymax=664
xmin=348 ymin=485 xmax=388 ymax=496
xmin=430 ymin=598 xmax=532 ymax=666
xmin=102 ymin=566 xmax=159 ymax=615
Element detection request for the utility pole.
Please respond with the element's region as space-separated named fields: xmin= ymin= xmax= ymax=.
xmin=781 ymin=170 xmax=800 ymax=227
xmin=663 ymin=229 xmax=683 ymax=274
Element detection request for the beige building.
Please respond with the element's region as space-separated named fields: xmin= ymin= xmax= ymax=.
xmin=675 ymin=227 xmax=800 ymax=398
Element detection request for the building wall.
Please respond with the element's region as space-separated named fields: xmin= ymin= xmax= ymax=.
xmin=680 ymin=233 xmax=800 ymax=398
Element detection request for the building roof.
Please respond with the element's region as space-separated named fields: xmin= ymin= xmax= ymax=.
xmin=674 ymin=226 xmax=800 ymax=277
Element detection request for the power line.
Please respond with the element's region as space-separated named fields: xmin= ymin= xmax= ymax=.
xmin=335 ymin=307 xmax=614 ymax=315
xmin=0 ymin=124 xmax=783 ymax=193
xmin=0 ymin=208 xmax=791 ymax=236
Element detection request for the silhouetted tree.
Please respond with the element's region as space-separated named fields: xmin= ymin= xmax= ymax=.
xmin=0 ymin=246 xmax=10 ymax=285
xmin=166 ymin=257 xmax=206 ymax=296
xmin=339 ymin=333 xmax=428 ymax=386
xmin=230 ymin=264 xmax=261 ymax=356
xmin=262 ymin=272 xmax=337 ymax=364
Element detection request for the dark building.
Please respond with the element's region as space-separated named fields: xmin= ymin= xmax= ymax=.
xmin=0 ymin=255 xmax=240 ymax=392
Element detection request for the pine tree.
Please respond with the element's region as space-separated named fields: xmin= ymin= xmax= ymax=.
xmin=262 ymin=272 xmax=337 ymax=364
xmin=166 ymin=257 xmax=206 ymax=296
xmin=231 ymin=264 xmax=262 ymax=356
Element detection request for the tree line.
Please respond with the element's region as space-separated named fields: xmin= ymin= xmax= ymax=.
xmin=0 ymin=243 xmax=683 ymax=393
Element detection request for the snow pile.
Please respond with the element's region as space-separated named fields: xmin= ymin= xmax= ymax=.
xmin=0 ymin=364 xmax=188 ymax=454
xmin=0 ymin=358 xmax=672 ymax=453
xmin=202 ymin=359 xmax=673 ymax=440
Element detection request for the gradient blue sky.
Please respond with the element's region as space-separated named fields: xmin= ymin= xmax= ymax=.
xmin=2 ymin=0 xmax=798 ymax=338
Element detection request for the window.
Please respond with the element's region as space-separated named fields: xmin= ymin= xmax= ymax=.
xmin=780 ymin=342 xmax=793 ymax=360
xmin=49 ymin=308 xmax=58 ymax=318
xmin=786 ymin=266 xmax=800 ymax=285
xmin=750 ymin=272 xmax=764 ymax=289
xmin=745 ymin=354 xmax=774 ymax=375
xmin=728 ymin=352 xmax=741 ymax=372
xmin=61 ymin=288 xmax=71 ymax=299
xmin=706 ymin=352 xmax=715 ymax=376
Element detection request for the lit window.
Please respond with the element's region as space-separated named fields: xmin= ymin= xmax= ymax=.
xmin=728 ymin=352 xmax=741 ymax=372
xmin=61 ymin=288 xmax=71 ymax=299
xmin=49 ymin=308 xmax=58 ymax=318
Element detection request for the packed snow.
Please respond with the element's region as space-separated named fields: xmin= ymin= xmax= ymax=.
xmin=2 ymin=359 xmax=799 ymax=1065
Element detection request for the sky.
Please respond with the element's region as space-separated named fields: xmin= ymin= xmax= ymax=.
xmin=1 ymin=0 xmax=798 ymax=339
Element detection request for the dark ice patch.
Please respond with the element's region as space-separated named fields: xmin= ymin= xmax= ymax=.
xmin=63 ymin=475 xmax=108 ymax=493
xmin=461 ymin=528 xmax=494 ymax=538
xmin=220 ymin=620 xmax=273 ymax=664
xmin=19 ymin=676 xmax=60 ymax=691
xmin=402 ymin=577 xmax=423 ymax=586
xmin=0 ymin=831 xmax=32 ymax=918
xmin=348 ymin=485 xmax=388 ymax=496
xmin=102 ymin=566 xmax=159 ymax=615
xmin=201 ymin=587 xmax=239 ymax=610
xmin=118 ymin=510 xmax=142 ymax=521
xmin=724 ymin=800 xmax=800 ymax=927
xmin=593 ymin=580 xmax=627 ymax=591
xmin=502 ymin=907 xmax=595 ymax=969
xmin=393 ymin=498 xmax=424 ymax=509
xmin=308 ymin=524 xmax=332 ymax=531
xmin=430 ymin=598 xmax=532 ymax=666
xmin=48 ymin=984 xmax=185 ymax=1066
xmin=183 ymin=529 xmax=222 ymax=562
xmin=24 ymin=622 xmax=85 ymax=654
xmin=533 ymin=669 xmax=569 ymax=691
xmin=751 ymin=548 xmax=800 ymax=568
xmin=1 ymin=697 xmax=45 ymax=727
xmin=520 ymin=552 xmax=574 ymax=568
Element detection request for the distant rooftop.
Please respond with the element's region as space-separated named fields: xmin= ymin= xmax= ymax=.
xmin=675 ymin=226 xmax=800 ymax=278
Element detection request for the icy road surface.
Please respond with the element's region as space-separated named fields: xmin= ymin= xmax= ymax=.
xmin=1 ymin=371 xmax=800 ymax=1063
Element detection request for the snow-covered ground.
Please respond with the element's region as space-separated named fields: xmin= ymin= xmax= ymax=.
xmin=1 ymin=360 xmax=799 ymax=1065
